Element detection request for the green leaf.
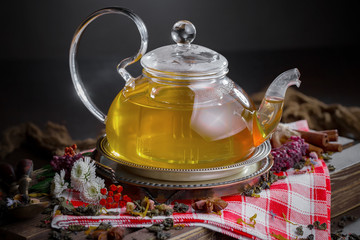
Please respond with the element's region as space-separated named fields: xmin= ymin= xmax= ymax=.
xmin=29 ymin=177 xmax=53 ymax=193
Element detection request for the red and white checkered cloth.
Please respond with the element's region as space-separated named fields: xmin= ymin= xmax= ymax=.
xmin=51 ymin=120 xmax=331 ymax=239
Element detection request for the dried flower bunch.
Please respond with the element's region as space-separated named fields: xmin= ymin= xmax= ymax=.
xmin=50 ymin=145 xmax=106 ymax=204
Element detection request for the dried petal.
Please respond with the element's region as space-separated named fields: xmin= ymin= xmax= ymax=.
xmin=213 ymin=198 xmax=228 ymax=212
xmin=192 ymin=199 xmax=206 ymax=210
xmin=205 ymin=200 xmax=213 ymax=213
xmin=107 ymin=227 xmax=125 ymax=240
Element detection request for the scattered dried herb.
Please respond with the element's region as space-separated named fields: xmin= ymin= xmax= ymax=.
xmin=293 ymin=160 xmax=305 ymax=170
xmin=173 ymin=202 xmax=189 ymax=213
xmin=173 ymin=224 xmax=185 ymax=230
xmin=347 ymin=215 xmax=358 ymax=221
xmin=307 ymin=224 xmax=314 ymax=230
xmin=237 ymin=213 xmax=257 ymax=228
xmin=331 ymin=230 xmax=347 ymax=240
xmin=163 ymin=218 xmax=174 ymax=230
xmin=338 ymin=220 xmax=346 ymax=228
xmin=269 ymin=210 xmax=277 ymax=219
xmin=68 ymin=225 xmax=89 ymax=232
xmin=260 ymin=181 xmax=271 ymax=190
xmin=147 ymin=218 xmax=174 ymax=240
xmin=318 ymin=222 xmax=327 ymax=230
xmin=49 ymin=229 xmax=73 ymax=240
xmin=105 ymin=211 xmax=120 ymax=216
xmin=322 ymin=152 xmax=332 ymax=161
xmin=348 ymin=233 xmax=360 ymax=240
xmin=302 ymin=233 xmax=314 ymax=240
xmin=282 ymin=213 xmax=297 ymax=225
xmin=148 ymin=224 xmax=164 ymax=233
xmin=251 ymin=193 xmax=260 ymax=198
xmin=156 ymin=231 xmax=171 ymax=240
xmin=295 ymin=226 xmax=304 ymax=236
xmin=243 ymin=188 xmax=254 ymax=197
xmin=270 ymin=232 xmax=291 ymax=240
xmin=127 ymin=197 xmax=162 ymax=217
xmin=96 ymin=222 xmax=112 ymax=231
xmin=243 ymin=171 xmax=281 ymax=197
xmin=254 ymin=185 xmax=262 ymax=194
xmin=313 ymin=220 xmax=327 ymax=230
xmin=76 ymin=204 xmax=102 ymax=216
xmin=328 ymin=164 xmax=336 ymax=172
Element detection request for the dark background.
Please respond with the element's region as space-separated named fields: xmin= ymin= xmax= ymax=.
xmin=1 ymin=0 xmax=359 ymax=140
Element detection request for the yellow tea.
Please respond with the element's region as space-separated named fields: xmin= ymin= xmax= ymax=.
xmin=106 ymin=79 xmax=284 ymax=169
xmin=253 ymin=98 xmax=284 ymax=146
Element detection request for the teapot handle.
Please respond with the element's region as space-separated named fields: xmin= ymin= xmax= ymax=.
xmin=69 ymin=7 xmax=148 ymax=123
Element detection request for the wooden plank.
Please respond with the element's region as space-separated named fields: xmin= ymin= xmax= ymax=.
xmin=328 ymin=137 xmax=360 ymax=218
xmin=0 ymin=213 xmax=51 ymax=240
xmin=122 ymin=226 xmax=216 ymax=240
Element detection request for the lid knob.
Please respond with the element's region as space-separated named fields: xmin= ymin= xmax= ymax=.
xmin=171 ymin=20 xmax=196 ymax=45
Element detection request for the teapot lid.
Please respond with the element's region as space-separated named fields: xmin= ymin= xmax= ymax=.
xmin=141 ymin=20 xmax=228 ymax=79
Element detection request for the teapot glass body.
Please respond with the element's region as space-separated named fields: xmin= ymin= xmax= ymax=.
xmin=105 ymin=71 xmax=283 ymax=169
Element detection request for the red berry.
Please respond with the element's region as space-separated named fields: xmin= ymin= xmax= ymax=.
xmin=122 ymin=195 xmax=132 ymax=202
xmin=100 ymin=188 xmax=107 ymax=195
xmin=105 ymin=203 xmax=112 ymax=209
xmin=108 ymin=191 xmax=114 ymax=197
xmin=119 ymin=200 xmax=126 ymax=208
xmin=109 ymin=184 xmax=117 ymax=192
xmin=99 ymin=198 xmax=107 ymax=206
xmin=117 ymin=185 xmax=123 ymax=193
xmin=113 ymin=193 xmax=121 ymax=202
xmin=107 ymin=196 xmax=113 ymax=203
xmin=112 ymin=202 xmax=119 ymax=208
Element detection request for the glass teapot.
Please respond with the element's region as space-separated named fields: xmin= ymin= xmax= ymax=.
xmin=70 ymin=7 xmax=301 ymax=169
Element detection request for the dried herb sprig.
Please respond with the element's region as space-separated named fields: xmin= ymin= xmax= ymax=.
xmin=313 ymin=220 xmax=327 ymax=230
xmin=68 ymin=225 xmax=89 ymax=232
xmin=270 ymin=232 xmax=292 ymax=240
xmin=173 ymin=202 xmax=189 ymax=213
xmin=295 ymin=226 xmax=303 ymax=236
xmin=237 ymin=213 xmax=257 ymax=228
xmin=147 ymin=218 xmax=174 ymax=240
xmin=282 ymin=213 xmax=297 ymax=225
xmin=49 ymin=229 xmax=73 ymax=240
xmin=327 ymin=164 xmax=336 ymax=172
xmin=126 ymin=198 xmax=174 ymax=218
xmin=243 ymin=171 xmax=288 ymax=197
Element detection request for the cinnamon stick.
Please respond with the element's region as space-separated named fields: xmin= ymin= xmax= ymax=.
xmin=319 ymin=129 xmax=338 ymax=141
xmin=323 ymin=143 xmax=343 ymax=152
xmin=306 ymin=143 xmax=324 ymax=156
xmin=296 ymin=130 xmax=329 ymax=148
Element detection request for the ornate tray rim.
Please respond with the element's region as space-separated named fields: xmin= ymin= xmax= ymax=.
xmin=111 ymin=156 xmax=273 ymax=190
xmin=96 ymin=135 xmax=271 ymax=173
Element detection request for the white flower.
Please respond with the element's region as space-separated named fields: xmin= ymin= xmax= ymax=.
xmin=6 ymin=198 xmax=21 ymax=208
xmin=79 ymin=177 xmax=105 ymax=204
xmin=52 ymin=169 xmax=69 ymax=198
xmin=70 ymin=157 xmax=96 ymax=191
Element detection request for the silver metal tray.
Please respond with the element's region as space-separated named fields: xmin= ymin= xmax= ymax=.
xmin=94 ymin=154 xmax=273 ymax=201
xmin=96 ymin=135 xmax=271 ymax=182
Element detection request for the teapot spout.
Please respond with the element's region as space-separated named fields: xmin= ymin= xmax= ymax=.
xmin=253 ymin=68 xmax=301 ymax=146
xmin=264 ymin=68 xmax=301 ymax=100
